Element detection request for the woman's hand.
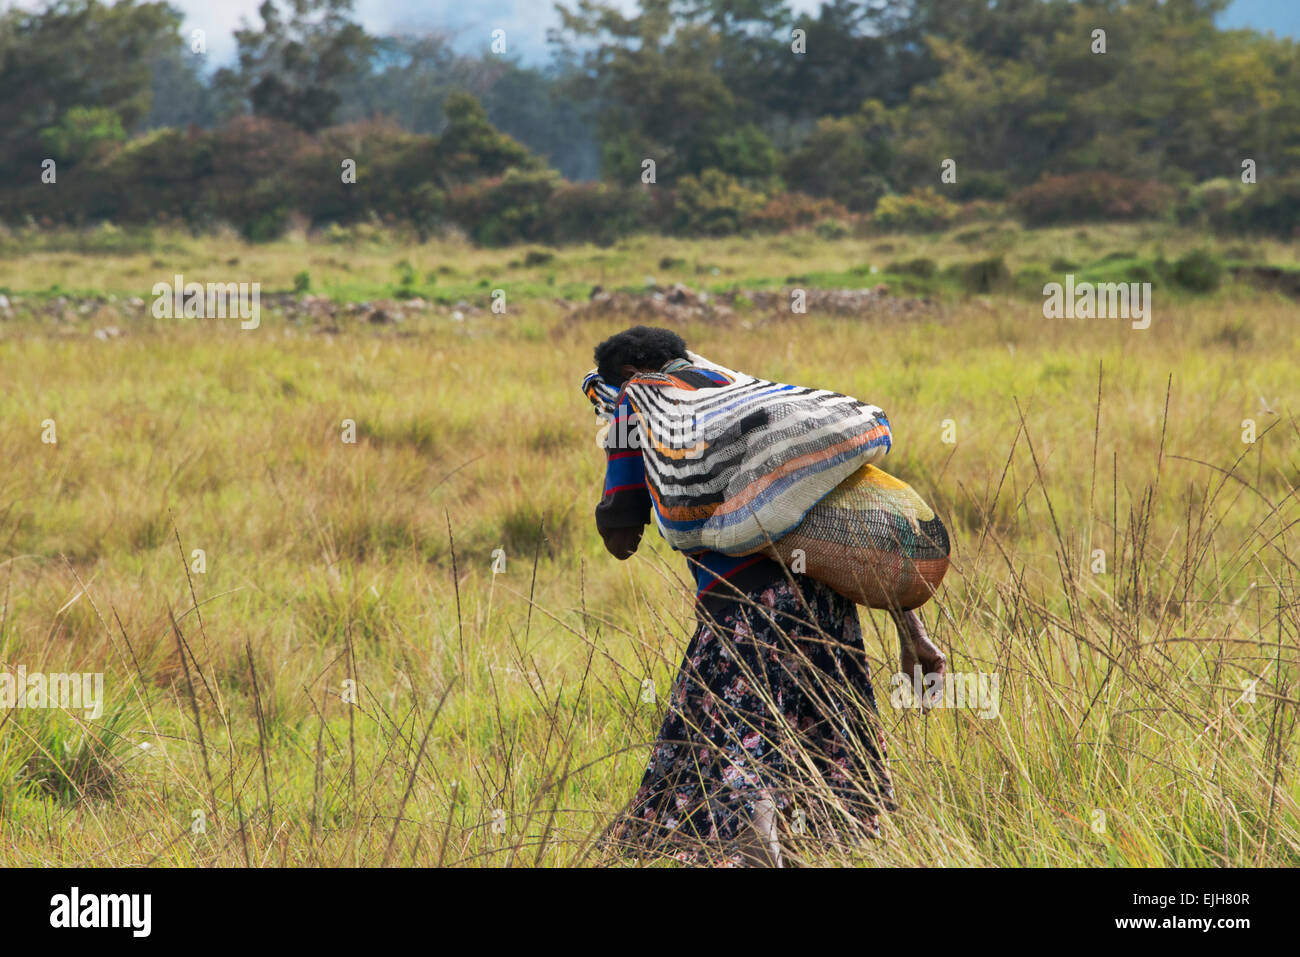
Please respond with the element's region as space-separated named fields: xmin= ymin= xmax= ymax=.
xmin=892 ymin=609 xmax=946 ymax=709
xmin=600 ymin=524 xmax=643 ymax=560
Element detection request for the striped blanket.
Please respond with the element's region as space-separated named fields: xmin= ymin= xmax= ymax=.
xmin=582 ymin=352 xmax=892 ymax=555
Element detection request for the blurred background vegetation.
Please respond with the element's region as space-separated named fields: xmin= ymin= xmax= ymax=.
xmin=1 ymin=0 xmax=1297 ymax=245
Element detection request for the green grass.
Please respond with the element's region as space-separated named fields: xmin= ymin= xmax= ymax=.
xmin=0 ymin=228 xmax=1297 ymax=866
xmin=2 ymin=220 xmax=1298 ymax=305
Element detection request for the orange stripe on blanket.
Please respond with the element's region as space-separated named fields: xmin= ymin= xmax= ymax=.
xmin=626 ymin=371 xmax=733 ymax=392
xmin=639 ymin=417 xmax=707 ymax=461
xmin=627 ymin=373 xmax=692 ymax=391
xmin=643 ymin=422 xmax=891 ymax=523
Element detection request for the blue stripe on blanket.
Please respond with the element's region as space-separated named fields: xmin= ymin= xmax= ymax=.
xmin=694 ymin=383 xmax=798 ymax=424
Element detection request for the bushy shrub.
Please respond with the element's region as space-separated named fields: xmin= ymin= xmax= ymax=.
xmin=0 ymin=96 xmax=550 ymax=241
xmin=1176 ymin=177 xmax=1247 ymax=226
xmin=88 ymin=127 xmax=213 ymax=224
xmin=407 ymin=184 xmax=446 ymax=242
xmin=871 ymin=188 xmax=960 ymax=232
xmin=298 ymin=120 xmax=432 ymax=228
xmin=1213 ymin=175 xmax=1300 ymax=237
xmin=543 ymin=182 xmax=648 ymax=245
xmin=444 ymin=169 xmax=561 ymax=246
xmin=744 ymin=192 xmax=851 ymax=234
xmin=203 ymin=115 xmax=310 ymax=239
xmin=1011 ymin=173 xmax=1175 ymax=226
xmin=670 ymin=169 xmax=767 ymax=236
xmin=955 ymin=255 xmax=1011 ymax=292
xmin=814 ymin=218 xmax=851 ymax=240
xmin=1171 ymin=249 xmax=1223 ymax=292
xmin=959 ymin=199 xmax=1009 ymax=222
xmin=1125 ymin=261 xmax=1163 ymax=286
xmin=953 ymin=171 xmax=1012 ymax=201
xmin=887 ymin=258 xmax=938 ymax=279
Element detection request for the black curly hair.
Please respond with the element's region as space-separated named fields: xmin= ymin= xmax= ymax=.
xmin=594 ymin=326 xmax=689 ymax=386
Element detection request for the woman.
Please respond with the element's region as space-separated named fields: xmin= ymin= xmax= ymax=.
xmin=589 ymin=326 xmax=944 ymax=866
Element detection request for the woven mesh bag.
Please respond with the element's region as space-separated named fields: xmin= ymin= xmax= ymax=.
xmin=768 ymin=464 xmax=950 ymax=610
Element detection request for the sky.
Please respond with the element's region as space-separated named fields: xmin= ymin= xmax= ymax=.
xmin=175 ymin=0 xmax=825 ymax=64
xmin=3 ymin=0 xmax=1297 ymax=66
xmin=180 ymin=0 xmax=1300 ymax=66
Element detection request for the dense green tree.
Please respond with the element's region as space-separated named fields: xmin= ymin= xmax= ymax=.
xmin=0 ymin=0 xmax=181 ymax=177
xmin=38 ymin=106 xmax=127 ymax=166
xmin=553 ymin=0 xmax=779 ymax=181
xmin=214 ymin=0 xmax=374 ymax=132
xmin=782 ymin=100 xmax=896 ymax=209
xmin=432 ymin=92 xmax=548 ymax=187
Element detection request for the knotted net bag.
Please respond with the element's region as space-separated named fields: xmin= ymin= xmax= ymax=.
xmin=766 ymin=464 xmax=949 ymax=610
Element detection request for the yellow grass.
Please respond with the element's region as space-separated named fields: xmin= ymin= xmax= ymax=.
xmin=0 ymin=230 xmax=1297 ymax=866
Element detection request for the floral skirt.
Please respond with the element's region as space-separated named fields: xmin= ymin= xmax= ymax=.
xmin=607 ymin=572 xmax=895 ymax=863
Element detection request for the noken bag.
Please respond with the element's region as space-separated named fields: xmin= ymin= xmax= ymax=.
xmin=768 ymin=464 xmax=950 ymax=610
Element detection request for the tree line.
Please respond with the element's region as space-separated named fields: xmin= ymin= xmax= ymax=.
xmin=2 ymin=0 xmax=1297 ymax=242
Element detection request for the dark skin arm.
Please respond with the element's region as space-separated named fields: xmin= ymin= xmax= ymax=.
xmin=890 ymin=607 xmax=947 ymax=708
xmin=596 ymin=363 xmax=654 ymax=562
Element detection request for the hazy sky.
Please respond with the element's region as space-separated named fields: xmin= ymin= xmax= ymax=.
xmin=180 ymin=0 xmax=827 ymax=64
xmin=4 ymin=0 xmax=1296 ymax=66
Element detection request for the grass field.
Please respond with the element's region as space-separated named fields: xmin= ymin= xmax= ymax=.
xmin=1 ymin=224 xmax=1298 ymax=866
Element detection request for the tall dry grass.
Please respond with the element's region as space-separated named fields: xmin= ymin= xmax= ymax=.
xmin=0 ymin=249 xmax=1297 ymax=866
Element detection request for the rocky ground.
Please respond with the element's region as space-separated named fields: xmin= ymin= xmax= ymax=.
xmin=0 ymin=281 xmax=935 ymax=335
xmin=571 ymin=281 xmax=933 ymax=322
